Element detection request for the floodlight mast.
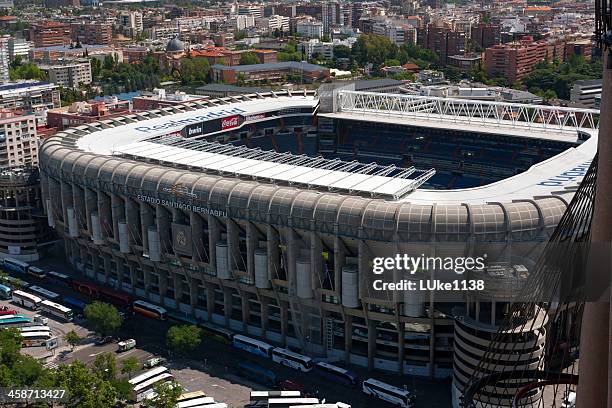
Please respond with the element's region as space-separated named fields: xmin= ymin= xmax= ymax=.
xmin=577 ymin=0 xmax=612 ymax=407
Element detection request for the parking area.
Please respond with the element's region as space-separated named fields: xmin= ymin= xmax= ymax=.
xmin=1 ymin=252 xmax=452 ymax=408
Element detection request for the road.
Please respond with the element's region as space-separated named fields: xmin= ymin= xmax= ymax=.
xmin=1 ymin=248 xmax=452 ymax=408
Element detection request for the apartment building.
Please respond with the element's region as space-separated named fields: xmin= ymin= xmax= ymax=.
xmin=8 ymin=37 xmax=30 ymax=63
xmin=256 ymin=15 xmax=290 ymax=33
xmin=0 ymin=36 xmax=9 ymax=84
xmin=0 ymin=82 xmax=61 ymax=112
xmin=29 ymin=22 xmax=72 ymax=48
xmin=570 ymin=79 xmax=602 ymax=108
xmin=238 ymin=4 xmax=264 ymax=18
xmin=0 ymin=111 xmax=38 ymax=168
xmin=71 ymin=22 xmax=113 ymax=45
xmin=418 ymin=24 xmax=466 ymax=65
xmin=118 ymin=11 xmax=144 ymax=36
xmin=484 ymin=37 xmax=548 ymax=83
xmin=297 ymin=20 xmax=324 ymax=39
xmin=41 ymin=60 xmax=92 ymax=89
xmin=471 ymin=23 xmax=501 ymax=50
xmin=211 ymin=61 xmax=330 ymax=84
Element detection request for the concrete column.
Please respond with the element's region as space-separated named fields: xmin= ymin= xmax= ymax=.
xmin=246 ymin=222 xmax=258 ymax=276
xmin=116 ymin=258 xmax=125 ymax=290
xmin=206 ymin=285 xmax=215 ymax=322
xmin=286 ymin=228 xmax=298 ymax=286
xmin=334 ymin=237 xmax=346 ymax=294
xmin=208 ymin=215 xmax=220 ymax=270
xmin=189 ymin=277 xmax=198 ymax=315
xmin=241 ymin=293 xmax=250 ymax=331
xmin=174 ymin=274 xmax=183 ymax=306
xmin=60 ymin=180 xmax=72 ymax=222
xmin=223 ymin=287 xmax=232 ymax=327
xmin=92 ymin=250 xmax=100 ymax=277
xmin=125 ymin=198 xmax=140 ymax=247
xmin=191 ymin=213 xmax=205 ymax=263
xmin=280 ymin=301 xmax=288 ymax=346
xmin=398 ymin=321 xmax=405 ymax=375
xmin=159 ymin=270 xmax=168 ymax=306
xmin=103 ymin=254 xmax=112 ymax=284
xmin=311 ymin=232 xmax=323 ymax=290
xmin=110 ymin=193 xmax=123 ymax=241
xmin=140 ymin=202 xmax=154 ymax=251
xmin=344 ymin=315 xmax=353 ymax=363
xmin=226 ymin=219 xmax=241 ymax=272
xmin=130 ymin=264 xmax=138 ymax=295
xmin=367 ymin=319 xmax=376 ymax=371
xmin=97 ymin=192 xmax=111 ymax=238
xmin=260 ymin=297 xmax=269 ymax=339
xmin=267 ymin=225 xmax=280 ymax=279
xmin=72 ymin=184 xmax=86 ymax=232
xmin=84 ymin=187 xmax=97 ymax=233
xmin=156 ymin=205 xmax=171 ymax=254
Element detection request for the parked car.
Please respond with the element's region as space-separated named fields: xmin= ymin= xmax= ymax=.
xmin=95 ymin=336 xmax=113 ymax=346
xmin=143 ymin=357 xmax=165 ymax=368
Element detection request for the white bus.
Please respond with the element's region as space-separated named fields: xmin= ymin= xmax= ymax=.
xmin=28 ymin=266 xmax=46 ymax=279
xmin=128 ymin=366 xmax=172 ymax=402
xmin=131 ymin=373 xmax=174 ymax=402
xmin=18 ymin=325 xmax=51 ymax=334
xmin=362 ymin=378 xmax=415 ymax=408
xmin=250 ymin=391 xmax=301 ymax=402
xmin=133 ymin=300 xmax=168 ymax=320
xmin=12 ymin=290 xmax=42 ymax=309
xmin=232 ymin=334 xmax=274 ymax=358
xmin=176 ymin=396 xmax=215 ymax=408
xmin=267 ymin=398 xmax=320 ymax=407
xmin=21 ymin=331 xmax=53 ymax=347
xmin=28 ymin=286 xmax=60 ymax=301
xmin=1 ymin=258 xmax=30 ymax=274
xmin=271 ymin=347 xmax=314 ymax=372
xmin=40 ymin=300 xmax=73 ymax=322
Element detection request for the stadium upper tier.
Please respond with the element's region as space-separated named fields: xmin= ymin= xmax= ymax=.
xmin=40 ymin=90 xmax=598 ymax=240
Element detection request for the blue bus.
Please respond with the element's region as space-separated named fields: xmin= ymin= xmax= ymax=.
xmin=47 ymin=271 xmax=73 ymax=287
xmin=1 ymin=258 xmax=30 ymax=274
xmin=237 ymin=362 xmax=278 ymax=388
xmin=0 ymin=284 xmax=11 ymax=299
xmin=313 ymin=362 xmax=359 ymax=387
xmin=232 ymin=334 xmax=274 ymax=358
xmin=0 ymin=315 xmax=32 ymax=327
xmin=62 ymin=296 xmax=87 ymax=313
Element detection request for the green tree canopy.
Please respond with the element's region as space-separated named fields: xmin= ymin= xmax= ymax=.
xmin=92 ymin=352 xmax=117 ymax=383
xmin=64 ymin=330 xmax=80 ymax=350
xmin=84 ymin=302 xmax=123 ymax=336
xmin=142 ymin=380 xmax=183 ymax=408
xmin=239 ymin=52 xmax=261 ymax=65
xmin=121 ymin=356 xmax=140 ymax=379
xmin=166 ymin=325 xmax=202 ymax=356
xmin=54 ymin=361 xmax=118 ymax=408
xmin=352 ymin=34 xmax=399 ymax=69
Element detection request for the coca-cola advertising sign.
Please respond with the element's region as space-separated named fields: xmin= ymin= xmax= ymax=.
xmin=221 ymin=115 xmax=240 ymax=130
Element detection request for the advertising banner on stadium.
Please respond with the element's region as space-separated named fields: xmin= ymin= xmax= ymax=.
xmin=172 ymin=223 xmax=193 ymax=257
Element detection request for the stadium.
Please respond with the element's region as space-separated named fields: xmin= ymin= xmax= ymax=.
xmin=38 ymin=88 xmax=598 ymax=407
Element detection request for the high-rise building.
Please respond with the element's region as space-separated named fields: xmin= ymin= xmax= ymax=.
xmin=8 ymin=37 xmax=30 ymax=63
xmin=322 ymin=1 xmax=340 ymax=34
xmin=238 ymin=4 xmax=263 ymax=18
xmin=471 ymin=23 xmax=501 ymax=51
xmin=484 ymin=37 xmax=548 ymax=83
xmin=71 ymin=22 xmax=113 ymax=45
xmin=119 ymin=11 xmax=144 ymax=36
xmin=40 ymin=60 xmax=92 ymax=89
xmin=0 ymin=36 xmax=9 ymax=84
xmin=0 ymin=110 xmax=39 ymax=168
xmin=30 ymin=22 xmax=72 ymax=48
xmin=418 ymin=25 xmax=466 ymax=65
xmin=570 ymin=79 xmax=602 ymax=108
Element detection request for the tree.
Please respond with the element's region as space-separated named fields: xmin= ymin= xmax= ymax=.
xmin=166 ymin=325 xmax=202 ymax=356
xmin=64 ymin=330 xmax=80 ymax=351
xmin=121 ymin=356 xmax=139 ymax=379
xmin=84 ymin=302 xmax=123 ymax=336
xmin=92 ymin=352 xmax=117 ymax=382
xmin=239 ymin=52 xmax=261 ymax=65
xmin=333 ymin=45 xmax=351 ymax=59
xmin=54 ymin=361 xmax=118 ymax=408
xmin=142 ymin=380 xmax=182 ymax=408
xmin=352 ymin=34 xmax=399 ymax=69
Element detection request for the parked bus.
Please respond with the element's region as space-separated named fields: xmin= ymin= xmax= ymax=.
xmin=132 ymin=300 xmax=167 ymax=320
xmin=250 ymin=391 xmax=301 ymax=402
xmin=62 ymin=296 xmax=87 ymax=313
xmin=267 ymin=398 xmax=320 ymax=407
xmin=12 ymin=290 xmax=42 ymax=309
xmin=28 ymin=266 xmax=46 ymax=279
xmin=0 ymin=284 xmax=12 ymax=299
xmin=128 ymin=366 xmax=173 ymax=402
xmin=40 ymin=300 xmax=73 ymax=322
xmin=176 ymin=396 xmax=215 ymax=408
xmin=72 ymin=280 xmax=132 ymax=308
xmin=118 ymin=338 xmax=136 ymax=352
xmin=313 ymin=362 xmax=359 ymax=387
xmin=362 ymin=378 xmax=415 ymax=408
xmin=0 ymin=315 xmax=32 ymax=327
xmin=232 ymin=335 xmax=274 ymax=358
xmin=198 ymin=321 xmax=233 ymax=344
xmin=47 ymin=271 xmax=73 ymax=287
xmin=1 ymin=258 xmax=30 ymax=274
xmin=21 ymin=331 xmax=53 ymax=347
xmin=176 ymin=390 xmax=209 ymax=408
xmin=18 ymin=325 xmax=51 ymax=334
xmin=28 ymin=286 xmax=60 ymax=301
xmin=237 ymin=362 xmax=277 ymax=388
xmin=2 ymin=275 xmax=29 ymax=289
xmin=271 ymin=348 xmax=314 ymax=372
xmin=0 ymin=308 xmax=17 ymax=316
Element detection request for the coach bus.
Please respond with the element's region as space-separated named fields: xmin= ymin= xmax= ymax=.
xmin=40 ymin=300 xmax=73 ymax=322
xmin=237 ymin=362 xmax=278 ymax=388
xmin=271 ymin=348 xmax=314 ymax=372
xmin=267 ymin=398 xmax=320 ymax=407
xmin=28 ymin=266 xmax=46 ymax=279
xmin=73 ymin=280 xmax=132 ymax=308
xmin=19 ymin=325 xmax=51 ymax=334
xmin=2 ymin=275 xmax=29 ymax=289
xmin=21 ymin=331 xmax=53 ymax=347
xmin=362 ymin=378 xmax=415 ymax=408
xmin=28 ymin=286 xmax=60 ymax=301
xmin=0 ymin=315 xmax=32 ymax=327
xmin=232 ymin=334 xmax=274 ymax=358
xmin=47 ymin=271 xmax=72 ymax=287
xmin=128 ymin=366 xmax=173 ymax=402
xmin=63 ymin=296 xmax=87 ymax=313
xmin=176 ymin=396 xmax=215 ymax=408
xmin=1 ymin=258 xmax=29 ymax=274
xmin=12 ymin=290 xmax=42 ymax=309
xmin=0 ymin=283 xmax=12 ymax=299
xmin=250 ymin=391 xmax=301 ymax=402
xmin=313 ymin=362 xmax=359 ymax=387
xmin=198 ymin=321 xmax=233 ymax=344
xmin=0 ymin=308 xmax=17 ymax=316
xmin=132 ymin=300 xmax=167 ymax=320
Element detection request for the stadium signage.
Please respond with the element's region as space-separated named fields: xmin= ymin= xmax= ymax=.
xmin=245 ymin=113 xmax=266 ymax=122
xmin=133 ymin=107 xmax=247 ymax=134
xmin=135 ymin=194 xmax=227 ymax=217
xmin=221 ymin=115 xmax=240 ymax=130
xmin=537 ymin=161 xmax=592 ymax=186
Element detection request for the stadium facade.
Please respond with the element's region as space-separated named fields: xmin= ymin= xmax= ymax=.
xmin=38 ymin=89 xmax=598 ymax=407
